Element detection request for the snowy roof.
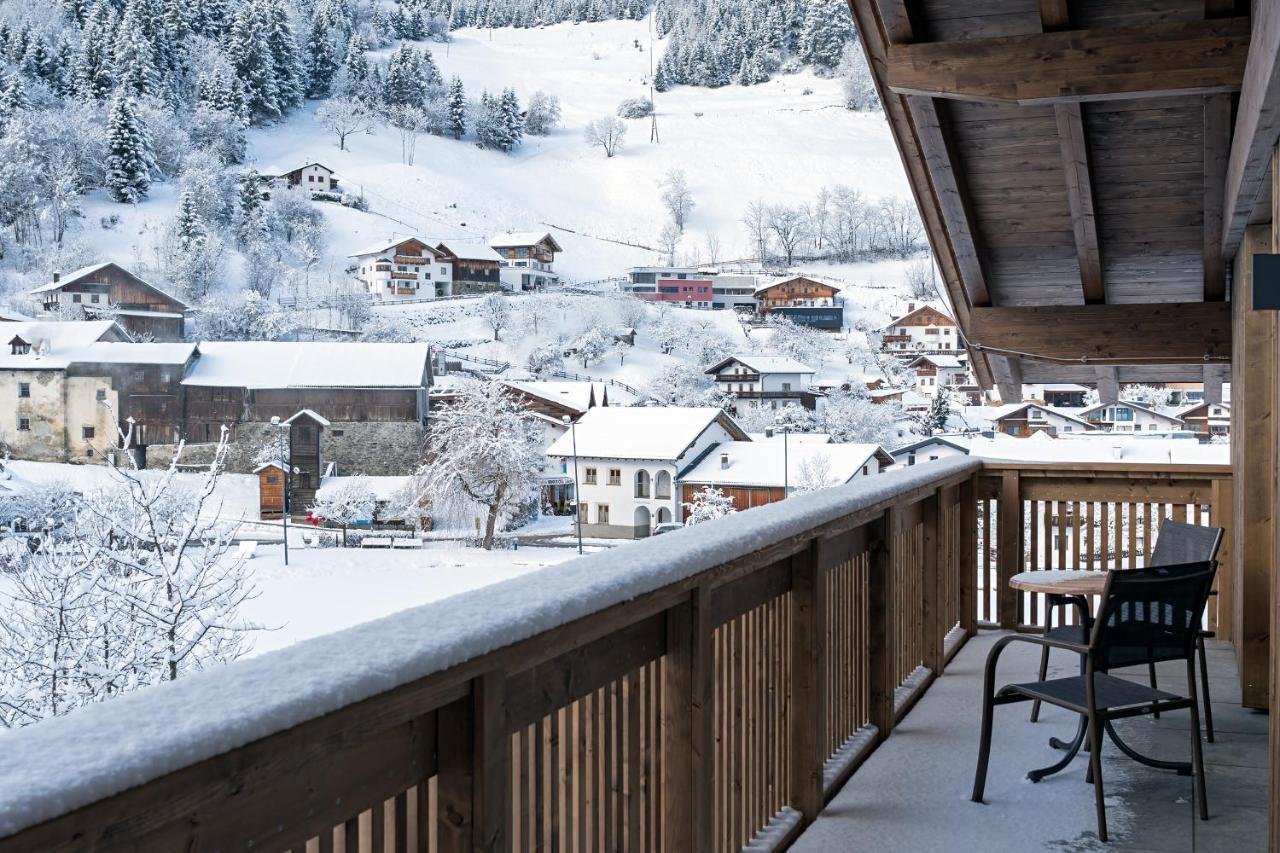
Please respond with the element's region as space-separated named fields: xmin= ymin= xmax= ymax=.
xmin=1035 ymin=383 xmax=1090 ymax=392
xmin=0 ymin=307 xmax=34 ymax=322
xmin=0 ymin=321 xmax=127 ymax=370
xmin=72 ymin=342 xmax=196 ymax=365
xmin=29 ymin=263 xmax=190 ymax=309
xmin=991 ymin=402 xmax=1095 ymax=428
xmin=436 ymin=242 xmax=502 ymax=262
xmin=348 ymin=235 xmax=440 ymax=259
xmin=182 ymin=342 xmax=431 ymax=389
xmin=489 ymin=231 xmax=563 ymax=251
xmin=0 ymin=456 xmax=980 ymax=839
xmin=113 ymin=309 xmax=185 ymax=319
xmin=907 ymin=354 xmax=963 ymax=369
xmin=968 ymin=432 xmax=1228 ymax=465
xmin=681 ymin=441 xmax=891 ymax=488
xmin=284 ymin=409 xmax=332 ymax=427
xmin=890 ymin=434 xmax=973 ymax=457
xmin=502 ymin=380 xmax=602 ymax=414
xmin=747 ymin=432 xmax=832 ymax=444
xmin=879 ymin=303 xmax=955 ymax=329
xmin=545 ymin=406 xmax=746 ymax=461
xmin=706 ymin=354 xmax=816 ymax=375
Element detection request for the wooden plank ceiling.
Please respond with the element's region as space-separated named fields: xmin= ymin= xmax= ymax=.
xmin=847 ymin=0 xmax=1253 ymax=398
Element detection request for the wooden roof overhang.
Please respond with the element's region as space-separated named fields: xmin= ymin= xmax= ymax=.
xmin=847 ymin=0 xmax=1280 ymax=400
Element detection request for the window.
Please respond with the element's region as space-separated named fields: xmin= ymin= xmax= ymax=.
xmin=782 ymin=383 xmax=792 ymax=392
xmin=577 ymin=503 xmax=587 ymax=523
xmin=1029 ymin=409 xmax=1042 ymax=420
xmin=91 ymin=295 xmax=100 ymax=304
xmin=18 ymin=382 xmax=29 ymax=398
xmin=1063 ymin=426 xmax=1073 ymax=433
xmin=1114 ymin=407 xmax=1134 ymax=422
xmin=72 ymin=294 xmax=82 ymax=303
xmin=17 ymin=417 xmax=30 ymax=431
xmin=584 ymin=467 xmax=597 ymax=485
xmin=608 ymin=468 xmax=621 ymax=486
xmin=82 ymin=426 xmax=95 ymax=440
xmin=597 ymin=504 xmax=610 ymax=524
xmin=266 ymin=475 xmax=278 ymax=484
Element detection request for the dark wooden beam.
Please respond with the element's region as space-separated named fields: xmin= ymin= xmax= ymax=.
xmin=1093 ymin=366 xmax=1119 ymax=404
xmin=1039 ymin=0 xmax=1070 ymax=30
xmin=906 ymin=96 xmax=992 ymax=307
xmin=988 ymin=355 xmax=1022 ymax=404
xmin=886 ymin=18 xmax=1249 ymax=105
xmin=1054 ymin=103 xmax=1105 ymax=303
xmin=1204 ymin=93 xmax=1232 ymax=300
xmin=968 ymin=302 xmax=1232 ymax=364
xmin=1221 ymin=4 xmax=1280 ymax=260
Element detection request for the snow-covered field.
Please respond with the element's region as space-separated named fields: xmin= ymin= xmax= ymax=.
xmin=67 ymin=18 xmax=910 ymax=289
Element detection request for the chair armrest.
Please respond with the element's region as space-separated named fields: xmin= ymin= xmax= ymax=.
xmin=981 ymin=633 xmax=1090 ymax=699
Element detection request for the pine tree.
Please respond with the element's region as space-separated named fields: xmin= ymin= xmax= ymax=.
xmin=265 ymin=0 xmax=304 ymax=112
xmin=798 ymin=0 xmax=853 ymax=70
xmin=305 ymin=15 xmax=338 ymax=97
xmin=175 ymin=187 xmax=206 ymax=248
xmin=104 ymin=92 xmax=155 ymax=203
xmin=446 ymin=76 xmax=466 ymax=139
xmin=0 ymin=73 xmax=26 ymax=131
xmin=74 ymin=3 xmax=117 ymax=101
xmin=228 ymin=1 xmax=281 ymax=121
xmin=497 ymin=87 xmax=523 ymax=151
xmin=115 ymin=7 xmax=162 ymax=98
xmin=343 ymin=33 xmax=369 ymax=84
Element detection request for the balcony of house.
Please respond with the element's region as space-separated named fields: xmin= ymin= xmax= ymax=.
xmin=0 ymin=458 xmax=1264 ymax=853
xmin=717 ymin=372 xmax=762 ymax=384
xmin=394 ymin=255 xmax=428 ymax=265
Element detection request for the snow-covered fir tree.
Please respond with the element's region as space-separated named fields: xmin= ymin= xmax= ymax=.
xmin=446 ymin=75 xmax=467 ymax=138
xmin=104 ymin=91 xmax=155 ymax=203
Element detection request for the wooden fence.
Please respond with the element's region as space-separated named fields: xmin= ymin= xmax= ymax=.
xmin=0 ymin=461 xmax=981 ymax=853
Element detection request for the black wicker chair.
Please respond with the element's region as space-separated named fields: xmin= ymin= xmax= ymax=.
xmin=972 ymin=561 xmax=1217 ymax=842
xmin=1028 ymin=520 xmax=1224 ymax=741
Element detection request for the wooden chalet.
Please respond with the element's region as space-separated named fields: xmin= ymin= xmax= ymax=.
xmin=489 ymin=232 xmax=563 ymax=265
xmin=753 ymin=275 xmax=840 ymax=313
xmin=435 ymin=242 xmax=503 ymax=294
xmin=30 ymin=263 xmax=188 ymax=341
xmin=3 ymin=6 xmax=1279 ymax=853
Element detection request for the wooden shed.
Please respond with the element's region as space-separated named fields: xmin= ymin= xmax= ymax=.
xmin=255 ymin=462 xmax=286 ymax=520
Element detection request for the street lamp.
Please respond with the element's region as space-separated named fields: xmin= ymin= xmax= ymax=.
xmin=271 ymin=416 xmax=289 ymax=566
xmin=563 ymin=415 xmax=583 ymax=555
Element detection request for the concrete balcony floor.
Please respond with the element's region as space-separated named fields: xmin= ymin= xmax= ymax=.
xmin=793 ymin=633 xmax=1269 ymax=852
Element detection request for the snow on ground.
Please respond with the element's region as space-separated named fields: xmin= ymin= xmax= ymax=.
xmin=242 ymin=541 xmax=584 ymax=656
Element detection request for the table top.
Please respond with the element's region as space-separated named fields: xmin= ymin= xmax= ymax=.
xmin=1009 ymin=570 xmax=1108 ymax=595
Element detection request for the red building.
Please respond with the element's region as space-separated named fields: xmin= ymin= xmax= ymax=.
xmin=630 ymin=277 xmax=714 ymax=307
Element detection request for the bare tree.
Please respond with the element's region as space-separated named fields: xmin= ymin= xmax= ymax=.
xmin=480 ymin=292 xmax=512 ymax=340
xmin=766 ymin=204 xmax=812 ymax=267
xmin=583 ymin=116 xmax=627 ymax=158
xmin=388 ymin=105 xmax=431 ymax=165
xmin=316 ymin=97 xmax=374 ymax=151
xmin=904 ymin=259 xmax=937 ymax=300
xmin=703 ymin=233 xmax=721 ymax=266
xmin=661 ymin=169 xmax=695 ymax=232
xmin=658 ymin=221 xmax=681 ymax=266
xmin=742 ymin=200 xmax=771 ymax=262
xmin=878 ymin=196 xmax=924 ymax=257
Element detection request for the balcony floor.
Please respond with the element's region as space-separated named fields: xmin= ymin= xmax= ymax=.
xmin=794 ymin=632 xmax=1269 ymax=852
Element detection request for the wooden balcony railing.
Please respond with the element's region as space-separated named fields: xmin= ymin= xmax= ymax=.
xmin=0 ymin=458 xmax=1242 ymax=853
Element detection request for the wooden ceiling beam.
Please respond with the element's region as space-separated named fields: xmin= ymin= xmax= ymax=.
xmin=967 ymin=302 xmax=1232 ymax=364
xmin=886 ymin=18 xmax=1249 ymax=105
xmin=1222 ymin=4 xmax=1280 ymax=260
xmin=988 ymin=355 xmax=1023 ymax=405
xmin=1039 ymin=0 xmax=1070 ymax=31
xmin=1203 ymin=93 xmax=1232 ymax=301
xmin=1093 ymin=367 xmax=1119 ymax=404
xmin=1055 ymin=103 xmax=1105 ymax=304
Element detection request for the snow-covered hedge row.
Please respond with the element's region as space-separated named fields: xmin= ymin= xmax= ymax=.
xmin=0 ymin=457 xmax=980 ymax=836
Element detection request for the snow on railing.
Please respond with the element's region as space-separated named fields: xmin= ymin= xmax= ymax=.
xmin=0 ymin=457 xmax=980 ymax=838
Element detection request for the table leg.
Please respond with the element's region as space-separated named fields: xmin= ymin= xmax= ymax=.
xmin=1102 ymin=719 xmax=1192 ymax=776
xmin=1028 ymin=713 xmax=1087 ymax=783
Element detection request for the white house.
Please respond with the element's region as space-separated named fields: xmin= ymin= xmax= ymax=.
xmin=678 ymin=440 xmax=892 ymax=516
xmin=1177 ymin=401 xmax=1230 ymax=441
xmin=270 ymin=163 xmax=339 ymax=193
xmin=490 ymin=232 xmax=563 ymax=290
xmin=879 ymin=303 xmax=959 ymax=352
xmin=705 ymin=355 xmax=818 ymax=410
xmin=1079 ymin=400 xmax=1187 ymax=433
xmin=350 ymin=236 xmax=454 ymax=301
xmin=890 ymin=435 xmax=973 ymax=468
xmin=991 ymin=402 xmax=1096 ymax=437
xmin=544 ymin=406 xmax=749 ymax=539
xmin=904 ymin=354 xmax=970 ymax=396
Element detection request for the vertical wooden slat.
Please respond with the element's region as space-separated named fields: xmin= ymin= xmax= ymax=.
xmin=959 ymin=476 xmax=977 ymax=635
xmin=394 ymin=793 xmax=408 ymax=853
xmin=661 ymin=587 xmax=711 ymax=853
xmin=868 ymin=511 xmax=895 ymax=738
xmin=1212 ymin=477 xmax=1234 ymax=639
xmin=789 ymin=540 xmax=825 ymax=819
xmin=922 ymin=495 xmax=943 ymax=674
xmin=997 ymin=470 xmax=1021 ymax=628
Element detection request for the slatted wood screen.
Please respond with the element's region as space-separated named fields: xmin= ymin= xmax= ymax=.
xmin=823 ymin=549 xmax=870 ymax=770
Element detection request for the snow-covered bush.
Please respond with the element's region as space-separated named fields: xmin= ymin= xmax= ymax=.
xmin=526 ymin=342 xmax=564 ymax=374
xmin=616 ymin=97 xmax=653 ymax=119
xmin=642 ymin=364 xmax=726 ymax=408
xmin=195 ymin=289 xmax=299 ymax=341
xmin=524 ymin=91 xmax=562 ymax=135
xmin=310 ymin=479 xmax=378 ymax=545
xmin=480 ymin=292 xmax=513 ymax=340
xmin=684 ymin=486 xmax=735 ymax=525
xmin=583 ymin=115 xmax=626 ymax=158
xmin=359 ymin=312 xmax=416 ymax=342
xmin=0 ymin=479 xmax=79 ymax=533
xmin=794 ymin=454 xmax=837 ymax=495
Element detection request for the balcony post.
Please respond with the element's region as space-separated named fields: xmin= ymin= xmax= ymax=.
xmin=661 ymin=586 xmax=713 ymax=853
xmin=867 ymin=510 xmax=897 ymax=739
xmin=997 ymin=469 xmax=1022 ymax=629
xmin=959 ymin=475 xmax=978 ymax=636
xmin=437 ymin=671 xmax=508 ymax=853
xmin=788 ymin=539 xmax=826 ymax=819
xmin=922 ymin=493 xmax=943 ymax=674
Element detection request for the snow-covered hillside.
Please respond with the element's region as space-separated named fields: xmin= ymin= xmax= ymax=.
xmin=71 ymin=18 xmax=910 ymax=288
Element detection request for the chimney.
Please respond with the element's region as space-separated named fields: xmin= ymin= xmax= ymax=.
xmin=1111 ymin=444 xmax=1123 ymax=460
xmin=907 ymin=301 xmax=915 ymax=313
xmin=764 ymin=428 xmax=774 ymax=438
xmin=52 ymin=271 xmax=60 ymax=283
xmin=720 ymin=452 xmax=729 ymax=470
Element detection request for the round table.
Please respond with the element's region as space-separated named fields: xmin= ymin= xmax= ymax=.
xmin=1010 ymin=569 xmax=1106 ymax=596
xmin=1007 ymin=568 xmax=1193 ymax=782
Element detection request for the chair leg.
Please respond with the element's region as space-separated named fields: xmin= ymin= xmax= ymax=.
xmin=1030 ymin=644 xmax=1049 ymax=722
xmin=972 ymin=687 xmax=996 ymax=803
xmin=1086 ymin=714 xmax=1108 ymax=842
xmin=1148 ymin=660 xmax=1160 ymax=719
xmin=1197 ymin=635 xmax=1214 ymax=743
xmin=1188 ymin=660 xmax=1209 ymax=821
